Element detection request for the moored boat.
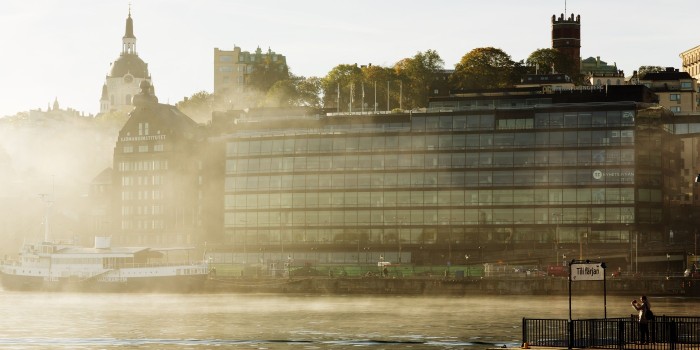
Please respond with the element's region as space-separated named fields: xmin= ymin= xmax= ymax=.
xmin=0 ymin=236 xmax=209 ymax=292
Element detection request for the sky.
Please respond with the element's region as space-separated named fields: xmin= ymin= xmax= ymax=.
xmin=0 ymin=0 xmax=697 ymax=118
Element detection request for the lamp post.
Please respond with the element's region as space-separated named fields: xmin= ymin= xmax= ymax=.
xmin=667 ymin=253 xmax=671 ymax=276
xmin=552 ymin=213 xmax=561 ymax=266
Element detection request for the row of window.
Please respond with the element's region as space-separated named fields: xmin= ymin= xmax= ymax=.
xmin=123 ymin=144 xmax=164 ymax=153
xmin=227 ymin=149 xmax=635 ymax=174
xmin=224 ymin=206 xmax=636 ymax=228
xmin=121 ymin=175 xmax=164 ymax=186
xmin=225 ymin=188 xmax=637 ymax=210
xmin=121 ymin=205 xmax=163 ymax=216
xmin=227 ymin=130 xmax=635 ymax=155
xmin=221 ymin=227 xmax=636 ymax=246
xmin=225 ymin=168 xmax=637 ymax=191
xmin=121 ymin=219 xmax=165 ymax=230
xmin=118 ymin=160 xmax=169 ymax=172
xmin=121 ymin=190 xmax=162 ymax=201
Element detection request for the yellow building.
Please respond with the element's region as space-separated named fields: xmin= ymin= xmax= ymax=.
xmin=637 ymin=68 xmax=698 ymax=115
xmin=680 ymin=45 xmax=700 ymax=81
xmin=213 ymin=46 xmax=287 ymax=109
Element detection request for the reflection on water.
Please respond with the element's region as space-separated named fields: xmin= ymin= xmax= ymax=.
xmin=0 ymin=291 xmax=697 ymax=349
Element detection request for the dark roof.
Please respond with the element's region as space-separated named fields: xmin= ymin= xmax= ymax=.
xmin=640 ymin=71 xmax=692 ymax=81
xmin=120 ymin=83 xmax=200 ymax=140
xmin=109 ymin=54 xmax=149 ymax=78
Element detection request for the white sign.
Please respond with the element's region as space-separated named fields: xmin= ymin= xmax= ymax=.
xmin=570 ymin=263 xmax=605 ymax=281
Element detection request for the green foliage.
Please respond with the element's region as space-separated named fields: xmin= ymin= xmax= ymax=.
xmin=393 ymin=49 xmax=444 ymax=109
xmin=450 ymin=47 xmax=517 ymax=90
xmin=320 ymin=50 xmax=443 ymax=112
xmin=249 ymin=54 xmax=291 ymax=93
xmin=263 ymin=76 xmax=322 ymax=108
xmin=321 ymin=64 xmax=364 ymax=111
xmin=175 ymin=91 xmax=214 ymax=123
xmin=638 ymin=66 xmax=665 ymax=77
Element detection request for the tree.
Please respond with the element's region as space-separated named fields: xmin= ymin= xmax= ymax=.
xmin=361 ymin=65 xmax=397 ymax=111
xmin=526 ymin=48 xmax=570 ymax=75
xmin=637 ymin=66 xmax=665 ymax=77
xmin=529 ymin=48 xmax=584 ymax=84
xmin=450 ymin=47 xmax=517 ymax=90
xmin=393 ymin=50 xmax=444 ymax=109
xmin=295 ymin=76 xmax=322 ymax=108
xmin=263 ymin=76 xmax=322 ymax=108
xmin=249 ymin=50 xmax=291 ymax=93
xmin=175 ymin=91 xmax=214 ymax=123
xmin=321 ymin=64 xmax=364 ymax=111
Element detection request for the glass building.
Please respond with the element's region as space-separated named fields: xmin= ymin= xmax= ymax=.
xmin=214 ymin=88 xmax=675 ymax=268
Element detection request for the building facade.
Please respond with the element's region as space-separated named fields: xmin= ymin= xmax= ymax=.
xmin=210 ymin=86 xmax=678 ymax=271
xmin=680 ymin=45 xmax=700 ymax=81
xmin=637 ymin=67 xmax=698 ymax=115
xmin=100 ymin=10 xmax=153 ymax=114
xmin=111 ymin=81 xmax=204 ymax=246
xmin=213 ymin=46 xmax=287 ymax=109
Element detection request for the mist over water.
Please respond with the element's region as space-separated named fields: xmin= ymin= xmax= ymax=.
xmin=0 ymin=291 xmax=696 ymax=349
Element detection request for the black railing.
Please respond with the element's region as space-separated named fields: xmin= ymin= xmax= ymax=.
xmin=523 ymin=316 xmax=700 ymax=349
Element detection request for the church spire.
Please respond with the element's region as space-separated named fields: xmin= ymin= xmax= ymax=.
xmin=122 ymin=6 xmax=137 ymax=55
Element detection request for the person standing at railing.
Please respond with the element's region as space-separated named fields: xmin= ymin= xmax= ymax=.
xmin=631 ymin=295 xmax=651 ymax=344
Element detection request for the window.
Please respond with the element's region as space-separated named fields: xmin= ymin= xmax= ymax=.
xmin=681 ymin=81 xmax=692 ymax=89
xmin=671 ymin=106 xmax=682 ymax=113
xmin=123 ymin=146 xmax=133 ymax=153
xmin=670 ymin=94 xmax=681 ymax=101
xmin=219 ymin=55 xmax=233 ymax=62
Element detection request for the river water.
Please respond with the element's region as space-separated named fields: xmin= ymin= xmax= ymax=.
xmin=0 ymin=291 xmax=696 ymax=349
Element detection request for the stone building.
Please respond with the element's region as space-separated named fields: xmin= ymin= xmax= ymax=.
xmin=111 ymin=81 xmax=204 ymax=246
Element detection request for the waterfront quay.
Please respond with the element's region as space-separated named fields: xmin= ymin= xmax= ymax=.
xmin=204 ymin=273 xmax=698 ymax=296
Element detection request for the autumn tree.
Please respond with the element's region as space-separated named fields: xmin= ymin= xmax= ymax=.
xmin=393 ymin=49 xmax=444 ymax=109
xmin=450 ymin=47 xmax=517 ymax=90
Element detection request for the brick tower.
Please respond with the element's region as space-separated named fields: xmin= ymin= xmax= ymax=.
xmin=551 ymin=13 xmax=581 ymax=68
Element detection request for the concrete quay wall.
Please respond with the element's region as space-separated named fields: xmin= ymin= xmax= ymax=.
xmin=205 ymin=276 xmax=692 ymax=295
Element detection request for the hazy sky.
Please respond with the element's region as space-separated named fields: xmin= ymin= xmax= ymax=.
xmin=1 ymin=0 xmax=697 ymax=117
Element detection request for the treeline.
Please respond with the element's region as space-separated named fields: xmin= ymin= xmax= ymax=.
xmin=177 ymin=47 xmax=584 ymax=121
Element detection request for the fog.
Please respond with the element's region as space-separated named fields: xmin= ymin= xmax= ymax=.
xmin=0 ymin=110 xmax=122 ymax=255
xmin=0 ymin=292 xmax=695 ymax=349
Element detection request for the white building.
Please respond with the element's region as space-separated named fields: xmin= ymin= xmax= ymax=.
xmin=100 ymin=9 xmax=152 ymax=114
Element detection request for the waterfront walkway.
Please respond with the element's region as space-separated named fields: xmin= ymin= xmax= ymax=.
xmin=522 ymin=316 xmax=700 ymax=349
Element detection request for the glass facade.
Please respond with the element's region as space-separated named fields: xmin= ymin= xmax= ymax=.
xmin=221 ymin=103 xmax=664 ymax=264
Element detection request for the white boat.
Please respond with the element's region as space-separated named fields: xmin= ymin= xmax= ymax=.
xmin=0 ymin=236 xmax=209 ymax=292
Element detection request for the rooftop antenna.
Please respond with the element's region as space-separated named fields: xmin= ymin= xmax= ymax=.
xmin=564 ymin=0 xmax=567 ymax=16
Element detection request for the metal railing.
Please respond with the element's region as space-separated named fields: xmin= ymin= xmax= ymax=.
xmin=523 ymin=315 xmax=700 ymax=349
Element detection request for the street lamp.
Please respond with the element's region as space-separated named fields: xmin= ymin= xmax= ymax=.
xmin=667 ymin=253 xmax=671 ymax=275
xmin=552 ymin=213 xmax=561 ymax=265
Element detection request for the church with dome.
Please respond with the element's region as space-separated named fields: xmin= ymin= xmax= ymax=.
xmin=100 ymin=9 xmax=152 ymax=113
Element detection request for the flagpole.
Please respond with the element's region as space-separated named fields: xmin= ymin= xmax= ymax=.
xmin=361 ymin=83 xmax=365 ymax=113
xmin=374 ymin=81 xmax=377 ymax=113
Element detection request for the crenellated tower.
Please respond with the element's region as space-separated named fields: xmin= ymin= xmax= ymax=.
xmin=551 ymin=13 xmax=581 ymax=69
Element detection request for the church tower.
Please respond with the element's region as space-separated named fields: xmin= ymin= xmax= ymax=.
xmin=100 ymin=8 xmax=153 ymax=114
xmin=551 ymin=13 xmax=581 ymax=69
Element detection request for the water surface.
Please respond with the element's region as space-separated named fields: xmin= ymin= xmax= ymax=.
xmin=0 ymin=291 xmax=695 ymax=349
